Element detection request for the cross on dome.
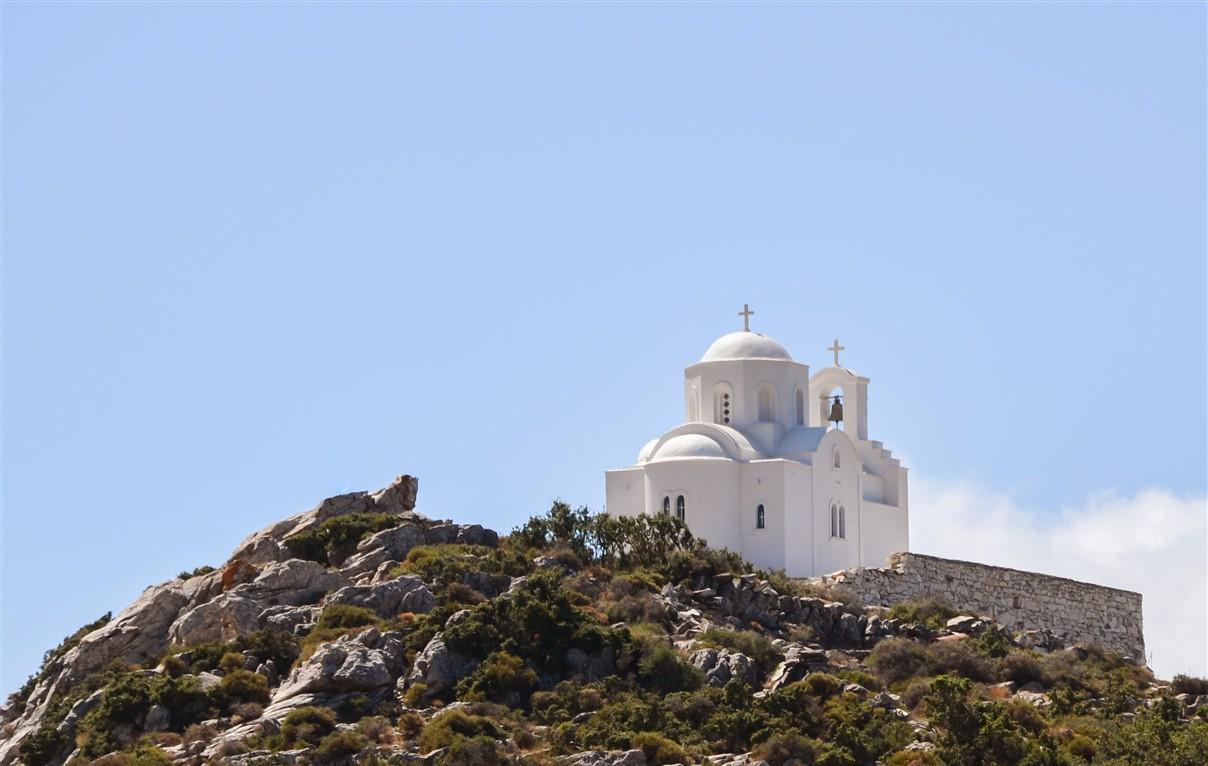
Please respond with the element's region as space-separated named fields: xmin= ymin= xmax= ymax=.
xmin=829 ymin=338 xmax=846 ymax=367
xmin=738 ymin=303 xmax=754 ymax=332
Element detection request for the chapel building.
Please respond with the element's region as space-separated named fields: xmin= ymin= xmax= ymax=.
xmin=605 ymin=307 xmax=909 ymax=577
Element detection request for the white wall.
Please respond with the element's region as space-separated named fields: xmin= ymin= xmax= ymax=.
xmin=811 ymin=430 xmax=863 ymax=575
xmin=859 ymin=500 xmax=908 ymax=568
xmin=644 ymin=458 xmax=742 ymax=553
xmin=739 ymin=460 xmax=788 ymax=571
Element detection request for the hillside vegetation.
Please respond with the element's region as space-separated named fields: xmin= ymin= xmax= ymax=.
xmin=3 ymin=478 xmax=1205 ymax=766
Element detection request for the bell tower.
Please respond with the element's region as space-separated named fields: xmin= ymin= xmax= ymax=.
xmin=809 ymin=342 xmax=870 ymax=441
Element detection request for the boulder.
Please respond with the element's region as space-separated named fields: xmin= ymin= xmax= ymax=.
xmin=400 ymin=633 xmax=478 ymax=697
xmin=766 ymin=644 xmax=828 ymax=693
xmin=326 ymin=575 xmax=435 ymax=617
xmin=143 ymin=704 xmax=171 ymax=733
xmin=370 ymin=475 xmax=420 ymax=513
xmin=168 ymin=593 xmax=264 ymax=646
xmin=272 ymin=635 xmax=394 ymax=701
xmin=259 ymin=604 xmax=320 ymax=634
xmin=560 ymin=750 xmax=647 ymax=766
xmin=338 ymin=523 xmax=430 ymax=577
xmin=239 ymin=559 xmax=348 ymax=607
xmin=689 ymin=648 xmax=758 ymax=687
xmin=946 ymin=615 xmax=981 ymax=634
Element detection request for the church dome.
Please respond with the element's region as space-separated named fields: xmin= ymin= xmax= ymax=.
xmin=649 ymin=433 xmax=731 ymax=461
xmin=700 ymin=331 xmax=792 ymax=362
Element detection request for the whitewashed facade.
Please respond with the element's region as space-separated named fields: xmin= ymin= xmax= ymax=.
xmin=605 ymin=318 xmax=908 ymax=577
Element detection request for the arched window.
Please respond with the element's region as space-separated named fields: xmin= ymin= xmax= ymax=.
xmin=687 ymin=389 xmax=699 ymax=422
xmin=713 ymin=386 xmax=732 ymax=425
xmin=838 ymin=505 xmax=847 ymax=539
xmin=830 ymin=502 xmax=838 ymax=538
xmin=758 ymin=385 xmax=775 ymax=422
xmin=662 ymin=496 xmax=670 ymax=515
xmin=833 ymin=447 xmax=841 ymax=470
xmin=795 ymin=388 xmax=805 ymax=426
xmin=676 ymin=495 xmax=686 ymax=521
xmin=756 ymin=504 xmax=766 ymax=529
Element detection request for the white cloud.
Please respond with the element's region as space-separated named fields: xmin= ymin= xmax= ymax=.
xmin=910 ymin=476 xmax=1207 ymax=681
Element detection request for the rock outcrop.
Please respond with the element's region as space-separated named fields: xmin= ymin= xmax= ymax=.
xmin=0 ymin=474 xmax=496 ymax=766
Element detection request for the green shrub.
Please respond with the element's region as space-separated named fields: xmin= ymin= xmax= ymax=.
xmin=280 ymin=706 xmax=337 ymax=748
xmin=315 ymin=730 xmax=368 ymax=763
xmin=218 ymin=652 xmax=245 ymax=672
xmin=803 ymin=672 xmax=845 ymax=699
xmin=868 ymin=638 xmax=930 ymax=685
xmin=886 ymin=597 xmax=958 ymax=629
xmin=436 ymin=736 xmax=511 ymax=766
xmin=631 ymin=731 xmax=688 ymax=765
xmin=1172 ymin=674 xmax=1208 ymax=696
xmin=356 ymin=715 xmax=395 ymax=744
xmin=885 ymin=749 xmax=942 ymax=766
xmin=418 ymin=709 xmax=505 ymax=751
xmin=754 ymin=730 xmax=818 ymax=765
xmin=456 ymin=651 xmax=538 ymax=707
xmin=74 ymin=672 xmax=213 ymax=759
xmin=172 ymin=629 xmax=299 ymax=675
xmin=317 ymin=604 xmax=380 ymax=630
xmin=217 ymin=669 xmax=270 ymax=706
xmin=396 ymin=543 xmax=525 ymax=593
xmin=176 ymin=565 xmax=216 ymax=580
xmin=900 ymin=679 xmax=931 ymax=711
xmin=925 ymin=641 xmax=993 ymax=683
xmin=396 ymin=710 xmax=424 ymax=739
xmin=283 ymin=512 xmax=399 ymax=565
xmin=637 ymin=641 xmax=703 ymax=695
xmin=968 ymin=629 xmax=1013 ymax=659
xmin=87 ymin=742 xmax=173 ymax=766
xmin=443 ymin=569 xmax=622 ymax=676
xmin=924 ymin=675 xmax=1030 ymax=766
xmin=698 ymin=627 xmax=781 ymax=672
xmin=998 ymin=650 xmax=1047 ymax=688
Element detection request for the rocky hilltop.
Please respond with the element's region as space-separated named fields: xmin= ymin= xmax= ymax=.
xmin=3 ymin=475 xmax=1206 ymax=766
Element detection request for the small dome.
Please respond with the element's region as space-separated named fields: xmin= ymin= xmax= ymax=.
xmin=636 ymin=438 xmax=659 ymax=463
xmin=650 ymin=433 xmax=730 ymax=461
xmin=700 ymin=331 xmax=792 ymax=362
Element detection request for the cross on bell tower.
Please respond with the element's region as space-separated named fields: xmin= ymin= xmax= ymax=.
xmin=828 ymin=338 xmax=845 ymax=367
xmin=738 ymin=303 xmax=754 ymax=332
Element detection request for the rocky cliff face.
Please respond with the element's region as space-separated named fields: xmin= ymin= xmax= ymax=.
xmin=2 ymin=476 xmax=1204 ymax=766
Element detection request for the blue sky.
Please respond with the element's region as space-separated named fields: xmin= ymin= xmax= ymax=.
xmin=3 ymin=3 xmax=1204 ymax=689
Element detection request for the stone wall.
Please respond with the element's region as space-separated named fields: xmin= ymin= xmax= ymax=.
xmin=800 ymin=553 xmax=1145 ymax=661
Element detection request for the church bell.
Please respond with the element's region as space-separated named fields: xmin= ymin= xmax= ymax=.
xmin=828 ymin=396 xmax=844 ymax=424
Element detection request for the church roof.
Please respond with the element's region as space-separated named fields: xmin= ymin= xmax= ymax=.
xmin=700 ymin=331 xmax=792 ymax=362
xmin=648 ymin=433 xmax=732 ymax=461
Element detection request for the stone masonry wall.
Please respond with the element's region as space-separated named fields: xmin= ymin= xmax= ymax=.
xmin=802 ymin=553 xmax=1145 ymax=661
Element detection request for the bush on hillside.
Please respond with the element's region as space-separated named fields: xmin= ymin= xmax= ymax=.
xmin=637 ymin=641 xmax=704 ymax=696
xmin=418 ymin=709 xmax=505 ymax=751
xmin=283 ymin=512 xmax=399 ymax=566
xmin=631 ymin=732 xmax=688 ymax=765
xmin=442 ymin=569 xmax=623 ymax=676
xmin=456 ymin=651 xmax=539 ymax=707
xmin=1172 ymin=674 xmax=1208 ymax=696
xmin=314 ymin=730 xmax=368 ymax=763
xmin=280 ymin=706 xmax=338 ymax=749
xmin=886 ymin=597 xmax=958 ymax=629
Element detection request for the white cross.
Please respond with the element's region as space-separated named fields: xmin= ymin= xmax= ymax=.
xmin=738 ymin=303 xmax=754 ymax=332
xmin=829 ymin=338 xmax=845 ymax=366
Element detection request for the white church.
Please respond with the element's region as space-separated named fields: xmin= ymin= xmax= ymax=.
xmin=605 ymin=306 xmax=909 ymax=577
